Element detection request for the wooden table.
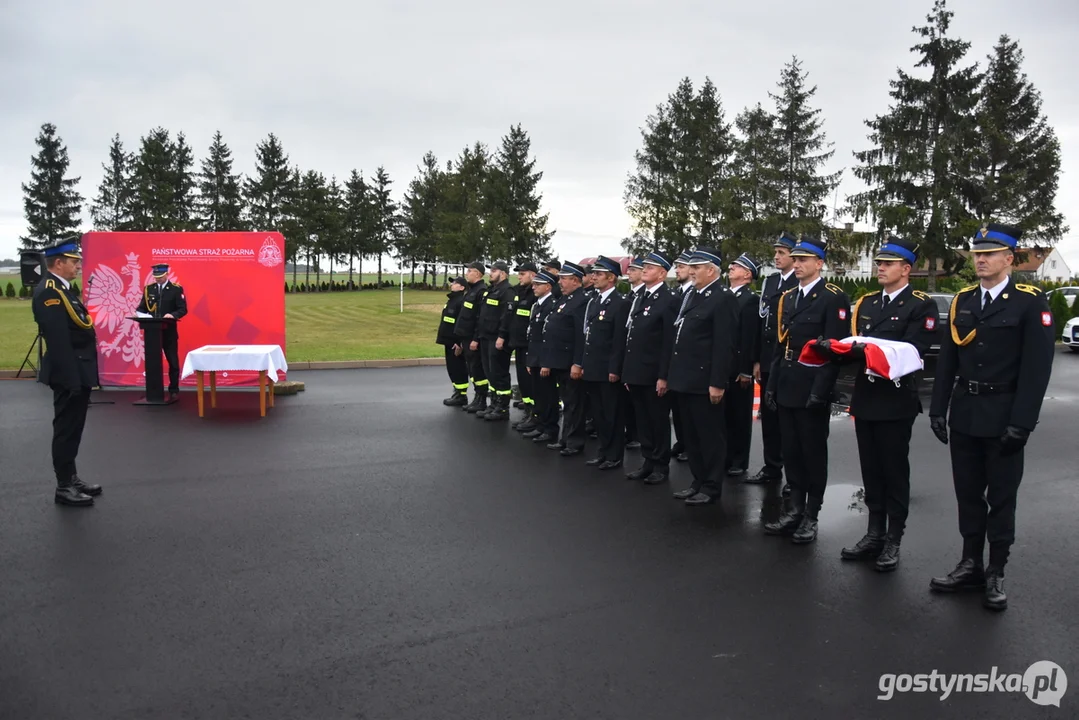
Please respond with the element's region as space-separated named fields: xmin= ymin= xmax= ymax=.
xmin=180 ymin=345 xmax=288 ymax=417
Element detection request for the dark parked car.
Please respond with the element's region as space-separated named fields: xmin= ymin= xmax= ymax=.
xmin=831 ymin=292 xmax=952 ymax=410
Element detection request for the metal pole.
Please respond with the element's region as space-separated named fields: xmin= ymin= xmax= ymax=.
xmin=400 ymin=260 xmax=404 ymax=313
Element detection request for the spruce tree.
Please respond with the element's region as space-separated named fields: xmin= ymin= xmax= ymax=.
xmin=690 ymin=79 xmax=737 ymax=251
xmin=847 ymin=0 xmax=982 ymax=289
xmin=436 ymin=145 xmax=491 ymax=265
xmin=489 ymin=125 xmax=554 ymax=263
xmin=343 ymin=170 xmax=374 ymax=287
xmin=198 ymin=131 xmax=246 ymax=231
xmin=970 ymin=35 xmax=1066 ymax=242
xmin=172 ymin=132 xmax=198 ymax=230
xmin=244 ymin=133 xmax=292 ymax=230
xmin=21 ymin=123 xmax=83 ymax=249
xmin=89 ymin=134 xmax=133 ymax=231
xmin=770 ymin=56 xmax=840 ymax=237
xmin=129 ymin=128 xmax=178 ymax=231
xmin=370 ymin=166 xmax=397 ymax=286
xmin=400 ymin=152 xmax=443 ymax=284
xmin=729 ymin=103 xmax=785 ymax=261
xmin=624 ymin=102 xmax=676 ymax=254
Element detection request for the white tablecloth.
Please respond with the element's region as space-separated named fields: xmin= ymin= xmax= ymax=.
xmin=181 ymin=345 xmax=288 ymax=382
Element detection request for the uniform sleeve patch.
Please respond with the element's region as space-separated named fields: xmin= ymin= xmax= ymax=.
xmin=1042 ymin=311 xmax=1053 ymax=327
xmin=838 ymin=308 xmax=848 ymax=320
xmin=44 ymin=298 xmax=60 ymax=307
xmin=925 ymin=316 xmax=936 ymax=330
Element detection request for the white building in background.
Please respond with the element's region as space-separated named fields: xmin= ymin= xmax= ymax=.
xmin=1023 ymin=247 xmax=1073 ymax=282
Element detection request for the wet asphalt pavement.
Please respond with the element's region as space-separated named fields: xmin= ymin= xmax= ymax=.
xmin=1 ymin=349 xmax=1077 ymax=719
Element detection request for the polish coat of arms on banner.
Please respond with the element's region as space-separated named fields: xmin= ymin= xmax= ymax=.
xmin=258 ymin=235 xmax=283 ymax=268
xmin=86 ymin=252 xmax=178 ymax=369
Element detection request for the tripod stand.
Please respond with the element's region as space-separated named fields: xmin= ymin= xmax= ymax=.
xmin=16 ymin=333 xmax=43 ymax=378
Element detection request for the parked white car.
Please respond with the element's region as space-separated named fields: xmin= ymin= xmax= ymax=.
xmin=1063 ymin=316 xmax=1079 ymax=352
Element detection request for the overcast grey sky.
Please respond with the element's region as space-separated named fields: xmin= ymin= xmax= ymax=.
xmin=2 ymin=0 xmax=1077 ymax=269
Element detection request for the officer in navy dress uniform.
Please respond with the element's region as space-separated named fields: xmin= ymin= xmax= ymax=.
xmin=746 ymin=232 xmax=798 ymax=485
xmin=502 ymin=262 xmax=538 ymax=429
xmin=724 ymin=253 xmax=762 ymax=477
xmin=581 ymin=256 xmax=631 ymax=470
xmin=618 ymin=251 xmax=678 ymax=485
xmin=437 ymin=277 xmax=470 ymax=406
xmin=621 ymin=257 xmax=645 ymax=450
xmin=542 ymin=259 xmax=563 ymax=299
xmin=539 ymin=261 xmax=590 ymax=456
xmin=661 ymin=247 xmax=740 ymax=506
xmin=453 ymin=262 xmax=489 ymax=413
xmin=669 ymin=250 xmax=695 ymax=463
xmin=928 ymin=223 xmax=1055 ymax=611
xmin=822 ymin=236 xmax=936 ymax=572
xmin=135 ymin=263 xmax=188 ymax=399
xmin=522 ymin=271 xmax=561 ymax=443
xmin=763 ymin=235 xmax=850 ymax=542
xmin=32 ymin=240 xmax=103 ymax=507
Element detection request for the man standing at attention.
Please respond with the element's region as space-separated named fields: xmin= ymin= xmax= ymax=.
xmin=928 ymin=223 xmax=1055 ymax=612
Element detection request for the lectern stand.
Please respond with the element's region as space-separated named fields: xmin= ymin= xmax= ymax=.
xmin=130 ymin=316 xmax=178 ymax=406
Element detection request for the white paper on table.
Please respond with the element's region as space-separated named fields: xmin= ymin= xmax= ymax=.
xmin=134 ymin=311 xmax=153 ymax=318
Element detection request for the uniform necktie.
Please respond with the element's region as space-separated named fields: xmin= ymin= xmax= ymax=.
xmin=982 ymin=291 xmax=992 ymax=310
xmin=881 ymin=294 xmax=890 ymax=309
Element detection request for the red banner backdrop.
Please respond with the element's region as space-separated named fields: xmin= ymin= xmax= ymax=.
xmin=81 ymin=232 xmax=286 ymax=388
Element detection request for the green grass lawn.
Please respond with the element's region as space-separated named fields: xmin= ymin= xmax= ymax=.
xmin=0 ymin=289 xmax=450 ymax=369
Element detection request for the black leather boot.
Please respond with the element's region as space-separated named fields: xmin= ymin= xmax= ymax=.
xmin=983 ymin=566 xmax=1007 ymax=611
xmin=841 ymin=513 xmax=886 ymax=560
xmin=464 ymin=389 xmax=487 ymax=413
xmin=874 ymin=536 xmax=901 ymax=572
xmin=443 ymin=390 xmax=468 ymax=407
xmin=72 ymin=474 xmax=102 ymax=497
xmin=485 ymin=396 xmax=510 ymax=421
xmin=55 ymin=485 xmax=93 ymax=507
xmin=792 ymin=496 xmax=821 ymax=544
xmin=929 ymin=555 xmax=986 ymax=593
xmin=764 ymin=489 xmax=805 ymax=535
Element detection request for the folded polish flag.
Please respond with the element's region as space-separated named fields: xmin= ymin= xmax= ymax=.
xmin=798 ymin=337 xmax=923 ymax=381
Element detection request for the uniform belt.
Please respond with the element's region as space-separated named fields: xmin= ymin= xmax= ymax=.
xmin=957 ymin=377 xmax=1016 ymax=395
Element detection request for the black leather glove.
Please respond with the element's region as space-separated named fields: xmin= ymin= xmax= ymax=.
xmin=929 ymin=415 xmax=948 ymax=445
xmin=999 ymin=426 xmax=1029 ymax=456
xmin=806 ymin=394 xmax=826 ymax=409
xmin=814 ymin=336 xmax=834 ymax=356
xmin=847 ymin=342 xmax=866 ymax=359
xmin=764 ymin=390 xmax=777 ymax=412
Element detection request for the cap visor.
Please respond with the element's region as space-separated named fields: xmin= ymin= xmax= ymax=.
xmin=970 ymin=242 xmax=1011 ymax=253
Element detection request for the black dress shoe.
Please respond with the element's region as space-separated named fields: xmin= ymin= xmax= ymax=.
xmin=929 ymin=558 xmax=986 ymax=593
xmin=684 ymin=492 xmax=715 ymax=506
xmin=726 ymin=467 xmax=746 ymax=476
xmin=672 ymin=488 xmax=695 ymax=500
xmin=72 ymin=475 xmax=102 ymax=497
xmin=586 ymin=456 xmax=605 ymax=466
xmin=625 ymin=465 xmax=654 ymax=481
xmin=744 ymin=469 xmax=780 ymax=484
xmin=983 ymin=567 xmax=1007 ymax=611
xmin=55 ymin=486 xmax=93 ymax=507
xmin=522 ymin=429 xmax=542 ymax=439
xmin=532 ymin=433 xmax=554 ymax=443
xmin=546 ymin=441 xmax=565 ymax=450
xmin=598 ymin=460 xmax=622 ymax=470
xmin=625 ymin=440 xmax=641 ymax=449
xmin=874 ymin=540 xmax=901 ymax=572
xmin=643 ymin=470 xmax=669 ymax=485
xmin=763 ymin=512 xmax=803 ymax=535
xmin=675 ymin=452 xmax=689 ymax=463
xmin=515 ymin=421 xmax=537 ymax=433
xmin=560 ymin=447 xmax=582 ymax=457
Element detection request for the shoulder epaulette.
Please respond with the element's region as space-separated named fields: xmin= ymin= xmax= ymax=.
xmin=855 ymin=291 xmax=875 ymax=302
xmin=824 ymin=282 xmax=843 ymax=295
xmin=172 ymin=283 xmax=182 ymax=288
xmin=782 ymin=287 xmax=798 ymax=296
xmin=1015 ymin=284 xmax=1041 ymax=296
xmin=44 ymin=278 xmax=55 ymax=289
xmin=957 ymin=285 xmax=978 ymax=295
xmin=912 ymin=289 xmax=931 ymax=300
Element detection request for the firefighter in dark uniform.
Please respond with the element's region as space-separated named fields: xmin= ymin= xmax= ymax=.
xmin=662 ymin=247 xmax=740 ymax=506
xmin=747 ymin=232 xmax=798 ymax=486
xmin=32 ymin=240 xmax=102 ymax=506
xmin=619 ymin=251 xmax=678 ymax=485
xmin=501 ymin=262 xmax=537 ymax=429
xmin=581 ymin=256 xmax=631 ymax=470
xmin=580 ymin=262 xmax=598 ymax=437
xmin=724 ymin=253 xmax=762 ymax=477
xmin=135 ymin=263 xmax=187 ymax=399
xmin=522 ymin=270 xmax=561 ymax=443
xmin=824 ymin=236 xmax=936 ymax=572
xmin=669 ymin=250 xmax=695 ymax=463
xmin=621 ymin=257 xmax=644 ymax=450
xmin=928 ymin=223 xmax=1055 ymax=611
xmin=454 ymin=262 xmax=488 ymax=414
xmin=476 ymin=260 xmax=515 ymax=421
xmin=542 ymin=259 xmax=563 ymax=299
xmin=540 ymin=261 xmax=589 ymax=456
xmin=437 ymin=276 xmax=470 ymax=406
xmin=763 ymin=235 xmax=850 ymax=542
